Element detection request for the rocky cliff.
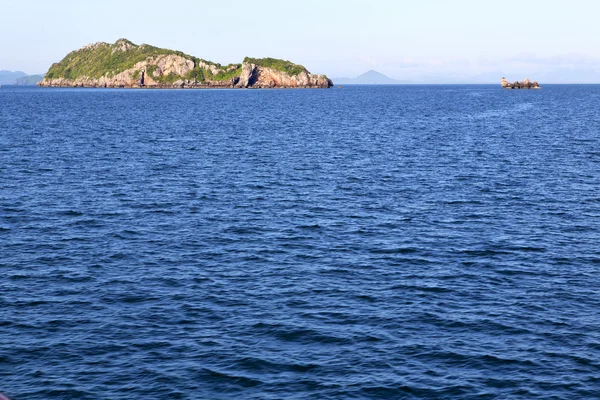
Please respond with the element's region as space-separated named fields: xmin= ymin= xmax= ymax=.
xmin=38 ymin=39 xmax=333 ymax=89
xmin=501 ymin=77 xmax=540 ymax=89
xmin=235 ymin=60 xmax=333 ymax=88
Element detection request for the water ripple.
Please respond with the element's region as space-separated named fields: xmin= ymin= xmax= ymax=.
xmin=1 ymin=85 xmax=600 ymax=399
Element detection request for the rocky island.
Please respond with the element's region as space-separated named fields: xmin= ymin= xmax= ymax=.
xmin=38 ymin=39 xmax=333 ymax=89
xmin=501 ymin=77 xmax=540 ymax=89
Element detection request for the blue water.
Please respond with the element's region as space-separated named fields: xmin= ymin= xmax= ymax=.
xmin=2 ymin=85 xmax=600 ymax=399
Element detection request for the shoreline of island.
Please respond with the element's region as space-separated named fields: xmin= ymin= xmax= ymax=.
xmin=37 ymin=83 xmax=333 ymax=89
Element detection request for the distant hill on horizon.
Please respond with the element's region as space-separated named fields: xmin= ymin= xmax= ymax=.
xmin=0 ymin=70 xmax=27 ymax=85
xmin=14 ymin=74 xmax=45 ymax=85
xmin=333 ymin=70 xmax=407 ymax=85
xmin=0 ymin=71 xmax=46 ymax=85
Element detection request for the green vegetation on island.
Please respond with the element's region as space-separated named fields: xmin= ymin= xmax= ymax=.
xmin=45 ymin=39 xmax=243 ymax=83
xmin=243 ymin=57 xmax=307 ymax=76
xmin=46 ymin=40 xmax=174 ymax=80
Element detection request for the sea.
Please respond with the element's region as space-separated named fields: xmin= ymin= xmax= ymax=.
xmin=1 ymin=85 xmax=600 ymax=399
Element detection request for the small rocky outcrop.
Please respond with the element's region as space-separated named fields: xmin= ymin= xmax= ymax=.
xmin=501 ymin=77 xmax=540 ymax=89
xmin=38 ymin=39 xmax=332 ymax=89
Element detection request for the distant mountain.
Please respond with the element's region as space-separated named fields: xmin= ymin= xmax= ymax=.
xmin=0 ymin=70 xmax=27 ymax=85
xmin=14 ymin=74 xmax=44 ymax=85
xmin=333 ymin=70 xmax=407 ymax=85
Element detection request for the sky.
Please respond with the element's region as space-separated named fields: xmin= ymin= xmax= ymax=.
xmin=2 ymin=0 xmax=600 ymax=82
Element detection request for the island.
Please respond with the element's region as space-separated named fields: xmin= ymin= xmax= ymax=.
xmin=38 ymin=39 xmax=333 ymax=89
xmin=501 ymin=77 xmax=540 ymax=89
xmin=15 ymin=74 xmax=44 ymax=85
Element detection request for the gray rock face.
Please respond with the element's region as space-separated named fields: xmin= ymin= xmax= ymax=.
xmin=236 ymin=63 xmax=256 ymax=88
xmin=112 ymin=39 xmax=135 ymax=54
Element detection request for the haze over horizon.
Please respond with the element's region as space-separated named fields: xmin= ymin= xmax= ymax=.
xmin=2 ymin=0 xmax=600 ymax=83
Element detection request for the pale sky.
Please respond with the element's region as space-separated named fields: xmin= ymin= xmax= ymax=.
xmin=2 ymin=0 xmax=600 ymax=82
